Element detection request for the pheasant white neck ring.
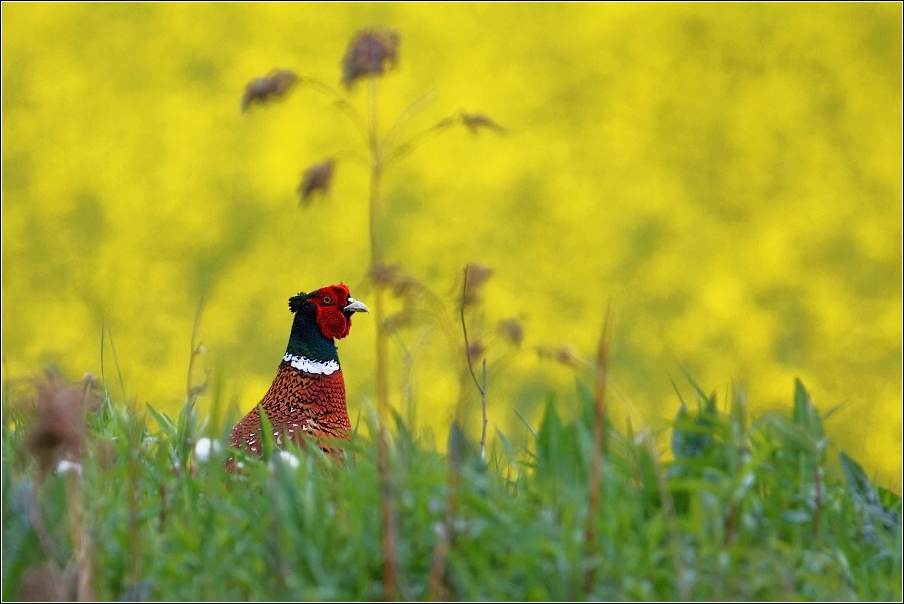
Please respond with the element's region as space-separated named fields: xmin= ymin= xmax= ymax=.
xmin=283 ymin=353 xmax=340 ymax=375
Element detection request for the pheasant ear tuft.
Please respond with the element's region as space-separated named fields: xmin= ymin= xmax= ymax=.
xmin=288 ymin=292 xmax=309 ymax=313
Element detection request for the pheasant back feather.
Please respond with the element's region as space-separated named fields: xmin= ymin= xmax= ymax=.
xmin=229 ymin=361 xmax=350 ymax=455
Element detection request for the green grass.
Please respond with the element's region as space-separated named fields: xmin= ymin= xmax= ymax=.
xmin=2 ymin=374 xmax=901 ymax=601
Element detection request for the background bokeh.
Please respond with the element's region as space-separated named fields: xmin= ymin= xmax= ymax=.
xmin=3 ymin=4 xmax=901 ymax=484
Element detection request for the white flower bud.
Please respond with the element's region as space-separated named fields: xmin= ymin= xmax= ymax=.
xmin=194 ymin=437 xmax=222 ymax=462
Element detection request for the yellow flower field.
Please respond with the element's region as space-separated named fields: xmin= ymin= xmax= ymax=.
xmin=2 ymin=4 xmax=900 ymax=484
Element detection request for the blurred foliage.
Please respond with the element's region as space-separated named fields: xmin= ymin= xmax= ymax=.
xmin=2 ymin=4 xmax=901 ymax=484
xmin=2 ymin=374 xmax=901 ymax=600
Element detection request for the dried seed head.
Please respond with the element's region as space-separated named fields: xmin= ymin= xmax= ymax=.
xmin=461 ymin=263 xmax=493 ymax=308
xmin=81 ymin=373 xmax=102 ymax=412
xmin=25 ymin=374 xmax=88 ymax=473
xmin=467 ymin=340 xmax=486 ymax=362
xmin=536 ymin=345 xmax=585 ymax=369
xmin=498 ymin=318 xmax=524 ymax=347
xmin=371 ymin=265 xmax=424 ymax=329
xmin=385 ymin=306 xmax=414 ymax=330
xmin=393 ymin=276 xmax=422 ymax=298
xmin=459 ymin=111 xmax=506 ymax=135
xmin=370 ymin=262 xmax=402 ymax=288
xmin=297 ymin=159 xmax=335 ymax=206
xmin=241 ymin=69 xmax=299 ymax=112
xmin=341 ymin=28 xmax=400 ymax=89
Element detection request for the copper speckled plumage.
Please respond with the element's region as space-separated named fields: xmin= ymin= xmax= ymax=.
xmin=229 ymin=362 xmax=351 ymax=454
xmin=226 ymin=284 xmax=367 ymax=466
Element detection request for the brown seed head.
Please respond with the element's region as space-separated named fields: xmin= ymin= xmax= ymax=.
xmin=241 ymin=69 xmax=299 ymax=112
xmin=25 ymin=374 xmax=88 ymax=474
xmin=461 ymin=263 xmax=493 ymax=308
xmin=459 ymin=111 xmax=507 ymax=135
xmin=370 ymin=262 xmax=402 ymax=288
xmin=342 ymin=29 xmax=400 ymax=89
xmin=498 ymin=318 xmax=524 ymax=347
xmin=392 ymin=275 xmax=422 ymax=298
xmin=467 ymin=340 xmax=486 ymax=362
xmin=81 ymin=373 xmax=102 ymax=412
xmin=297 ymin=159 xmax=335 ymax=205
xmin=536 ymin=345 xmax=585 ymax=369
xmin=385 ymin=306 xmax=415 ymax=330
xmin=372 ymin=265 xmax=425 ymax=329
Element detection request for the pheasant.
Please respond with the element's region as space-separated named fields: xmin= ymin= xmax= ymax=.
xmin=228 ymin=284 xmax=368 ymax=461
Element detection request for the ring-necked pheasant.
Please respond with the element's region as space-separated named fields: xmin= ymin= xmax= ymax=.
xmin=228 ymin=284 xmax=368 ymax=461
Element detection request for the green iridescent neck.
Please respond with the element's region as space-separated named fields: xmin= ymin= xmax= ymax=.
xmin=286 ymin=303 xmax=340 ymax=363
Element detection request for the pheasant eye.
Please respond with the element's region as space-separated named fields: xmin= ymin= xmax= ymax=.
xmin=322 ymin=295 xmax=333 ymax=305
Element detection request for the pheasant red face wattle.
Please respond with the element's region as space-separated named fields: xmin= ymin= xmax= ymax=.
xmin=307 ymin=283 xmax=369 ymax=340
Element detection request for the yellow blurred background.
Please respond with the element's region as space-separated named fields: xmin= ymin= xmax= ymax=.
xmin=3 ymin=4 xmax=901 ymax=484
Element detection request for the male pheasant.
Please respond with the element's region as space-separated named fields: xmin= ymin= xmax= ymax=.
xmin=228 ymin=284 xmax=368 ymax=460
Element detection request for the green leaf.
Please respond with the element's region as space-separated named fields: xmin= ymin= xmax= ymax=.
xmin=839 ymin=452 xmax=879 ymax=507
xmin=668 ymin=374 xmax=687 ymax=408
xmin=576 ymin=378 xmax=595 ymax=429
xmin=258 ymin=406 xmax=276 ymax=461
xmin=840 ymin=452 xmax=901 ymax=543
xmin=678 ymin=365 xmax=706 ymax=405
xmin=765 ymin=413 xmax=817 ymax=454
xmin=513 ymin=407 xmax=539 ymax=439
xmin=495 ymin=427 xmax=516 ymax=467
xmin=448 ymin=421 xmax=466 ymax=467
xmin=146 ymin=404 xmax=177 ymax=442
xmin=792 ymin=378 xmax=823 ymax=440
xmin=877 ymin=486 xmax=903 ymax=515
xmin=535 ymin=395 xmax=563 ymax=478
xmin=729 ymin=385 xmax=749 ymax=447
xmin=671 ymin=402 xmax=715 ymax=459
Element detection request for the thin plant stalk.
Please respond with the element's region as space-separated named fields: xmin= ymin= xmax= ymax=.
xmin=648 ymin=439 xmax=691 ymax=601
xmin=126 ymin=420 xmax=142 ymax=590
xmin=390 ymin=328 xmax=429 ymax=431
xmin=366 ymin=74 xmax=400 ymax=602
xmin=302 ymin=77 xmax=369 ymax=141
xmin=459 ymin=265 xmax=488 ymax=459
xmin=427 ymin=423 xmax=464 ymax=600
xmin=106 ymin=326 xmax=127 ymax=405
xmin=377 ymin=436 xmax=399 ymax=601
xmin=186 ymin=297 xmax=206 ymax=406
xmin=480 ymin=359 xmax=487 ymax=461
xmin=584 ymin=302 xmax=612 ymax=595
xmin=64 ymin=472 xmax=95 ymax=601
xmin=366 ymin=72 xmax=390 ymax=424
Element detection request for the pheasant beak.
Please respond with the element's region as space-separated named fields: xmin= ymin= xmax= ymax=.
xmin=343 ymin=298 xmax=369 ymax=314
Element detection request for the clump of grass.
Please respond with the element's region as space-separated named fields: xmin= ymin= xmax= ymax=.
xmin=2 ymin=365 xmax=900 ymax=601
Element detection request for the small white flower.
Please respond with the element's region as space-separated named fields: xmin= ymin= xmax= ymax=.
xmin=269 ymin=450 xmax=300 ymax=471
xmin=433 ymin=522 xmax=447 ymax=539
xmin=194 ymin=437 xmax=222 ymax=462
xmin=56 ymin=459 xmax=83 ymax=477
